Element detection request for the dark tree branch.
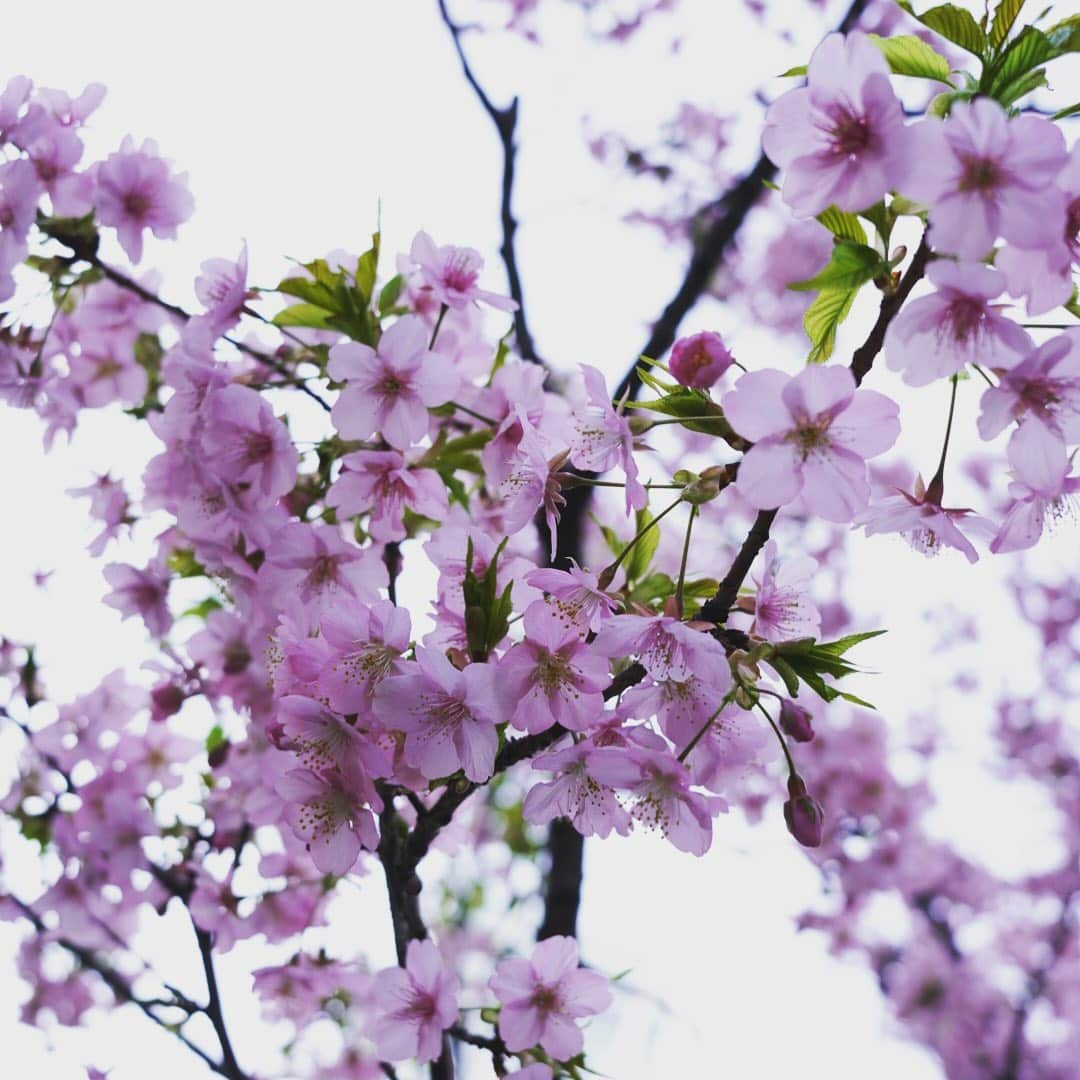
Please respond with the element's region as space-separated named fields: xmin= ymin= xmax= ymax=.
xmin=850 ymin=235 xmax=931 ymax=387
xmin=699 ymin=508 xmax=778 ymax=625
xmin=195 ymin=925 xmax=246 ymax=1080
xmin=612 ymin=0 xmax=874 ymax=403
xmin=436 ymin=0 xmax=544 ymax=366
xmin=8 ymin=896 xmax=246 ymax=1079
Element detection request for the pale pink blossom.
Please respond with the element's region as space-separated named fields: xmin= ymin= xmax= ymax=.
xmin=373 ymin=649 xmax=506 ymax=782
xmin=569 ymin=365 xmax=646 ymax=513
xmin=277 ymin=765 xmax=379 ymax=875
xmin=904 ymin=101 xmax=1068 ymax=260
xmin=592 ymin=610 xmax=724 ymax=682
xmin=370 ymin=939 xmax=459 ymax=1063
xmin=722 ymin=364 xmax=899 ymax=522
xmin=763 ymin=31 xmax=913 ymax=216
xmin=500 ymin=605 xmax=609 ymax=733
xmin=749 ymin=539 xmax=821 ymax=643
xmin=319 ymin=599 xmax=411 ymax=715
xmin=523 ymin=741 xmax=632 ymax=838
xmin=523 ymin=564 xmax=619 ymax=637
xmin=991 ymin=421 xmax=1080 ymax=554
xmin=977 ymin=333 xmax=1080 ymax=449
xmin=589 ymin=746 xmax=716 ymax=854
xmin=102 ymin=561 xmax=171 ymax=637
xmin=193 ymin=242 xmax=249 ymax=336
xmin=855 ymin=475 xmax=994 ymax=564
xmin=328 ymin=316 xmax=457 ymax=448
xmin=408 ymin=229 xmax=517 ymax=312
xmin=884 ymin=263 xmax=1030 ymax=387
xmin=489 ymin=936 xmax=611 ymax=1059
xmin=93 ymin=136 xmax=194 ymax=263
xmin=327 ymin=449 xmax=449 ymax=541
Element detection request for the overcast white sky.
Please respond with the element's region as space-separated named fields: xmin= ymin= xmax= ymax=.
xmin=2 ymin=1 xmax=1077 ymax=1077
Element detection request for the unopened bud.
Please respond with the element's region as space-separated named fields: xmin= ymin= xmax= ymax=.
xmin=669 ymin=331 xmax=734 ymax=389
xmin=627 ymin=416 xmax=654 ymax=436
xmin=779 ymin=699 xmax=815 ymax=743
xmin=682 ymin=475 xmax=722 ymax=504
xmin=150 ymin=682 xmax=186 ymax=722
xmin=783 ymin=775 xmax=824 ymax=848
xmin=597 ymin=563 xmax=618 ymax=591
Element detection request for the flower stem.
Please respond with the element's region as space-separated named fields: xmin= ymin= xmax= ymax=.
xmin=677 ymin=696 xmax=731 ymax=763
xmin=926 ymin=374 xmax=959 ymax=506
xmin=675 ymin=504 xmax=698 ymax=615
xmin=598 ymin=494 xmax=684 ymax=589
xmin=755 ymin=699 xmax=797 ymax=778
xmin=429 ymin=303 xmax=449 ymax=350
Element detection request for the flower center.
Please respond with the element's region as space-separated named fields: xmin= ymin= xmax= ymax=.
xmin=443 ymin=251 xmax=479 ymax=293
xmin=1066 ymin=196 xmax=1080 ymax=256
xmin=788 ymin=417 xmax=832 ymax=458
xmin=946 ymin=296 xmax=986 ymax=342
xmin=828 ymin=107 xmax=873 ymax=156
xmin=122 ymin=190 xmax=151 ymax=220
xmin=957 ymin=155 xmax=1002 ymax=193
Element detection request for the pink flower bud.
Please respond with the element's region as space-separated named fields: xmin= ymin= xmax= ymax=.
xmin=783 ymin=775 xmax=824 ymax=847
xmin=669 ymin=331 xmax=733 ymax=389
xmin=779 ymin=699 xmax=814 ymax=742
xmin=150 ymin=682 xmax=186 ymax=722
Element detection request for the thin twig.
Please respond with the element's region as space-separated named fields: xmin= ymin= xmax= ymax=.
xmin=436 ymin=0 xmax=544 ymax=366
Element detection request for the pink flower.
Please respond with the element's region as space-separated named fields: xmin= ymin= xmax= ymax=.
xmin=977 ymin=333 xmax=1080 ymax=449
xmin=523 ymin=742 xmax=632 ymax=838
xmin=373 ymin=649 xmax=506 ymax=782
xmin=67 ymin=335 xmax=148 ymax=407
xmin=621 ymin=663 xmax=732 ymax=748
xmin=523 ymin=564 xmax=618 ymax=636
xmin=489 ymin=936 xmax=612 ymax=1060
xmin=904 ymin=100 xmax=1068 ymax=260
xmin=855 ymin=475 xmax=993 ymax=564
xmin=997 ymin=143 xmax=1080 ymax=316
xmin=750 ymin=539 xmax=820 ymax=643
xmin=370 ymin=939 xmax=459 ymax=1063
xmin=277 ymin=765 xmax=379 ymax=876
xmin=762 ymin=31 xmax=913 ymax=216
xmin=407 ymin=229 xmax=517 ymax=312
xmin=201 ymin=384 xmax=298 ymax=499
xmin=328 ymin=316 xmax=458 ymax=448
xmin=593 ymin=611 xmax=724 ymax=682
xmin=0 ymin=159 xmax=44 ymax=300
xmin=884 ymin=263 xmax=1030 ymax=387
xmin=590 ymin=745 xmax=715 ymax=854
xmin=193 ymin=242 xmax=249 ymax=337
xmin=102 ymin=560 xmax=171 ymax=637
xmin=260 ymin=522 xmax=386 ymax=608
xmin=93 ymin=136 xmax=194 ymax=263
xmin=669 ymin=331 xmax=733 ymax=389
xmin=327 ymin=449 xmax=449 ymax=541
xmin=991 ymin=420 xmax=1080 ymax=554
xmin=569 ymin=365 xmax=646 ymax=514
xmin=722 ymin=364 xmax=899 ymax=522
xmin=318 ymin=598 xmax=411 ymax=715
xmin=500 ymin=606 xmax=609 ymax=733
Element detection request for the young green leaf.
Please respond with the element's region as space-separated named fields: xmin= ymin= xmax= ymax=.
xmin=869 ymin=33 xmax=953 ymax=82
xmin=989 ymin=0 xmax=1027 ymax=49
xmin=788 ymin=240 xmax=889 ymax=293
xmin=816 ymin=205 xmax=867 ymax=244
xmin=804 ymin=284 xmax=860 ymax=364
xmin=902 ymin=3 xmax=987 ymax=57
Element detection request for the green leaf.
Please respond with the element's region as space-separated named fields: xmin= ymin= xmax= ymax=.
xmin=462 ymin=538 xmax=513 ymax=661
xmin=778 ymin=64 xmax=808 ymax=76
xmin=788 ymin=240 xmax=889 ymax=293
xmin=205 ymin=724 xmax=226 ymax=755
xmin=355 ymin=233 xmax=380 ymax=302
xmin=181 ymin=597 xmax=223 ymax=621
xmin=630 ymin=572 xmax=675 ymax=605
xmin=634 ymin=387 xmax=742 ymax=441
xmin=869 ymin=33 xmax=953 ymax=82
xmin=915 ymin=4 xmax=987 ymax=57
xmin=813 ymin=629 xmax=887 ymax=656
xmin=1046 ymin=14 xmax=1080 ymax=53
xmin=273 ymin=302 xmax=334 ymax=330
xmin=816 ymin=205 xmax=866 ymax=244
xmin=989 ymin=0 xmax=1027 ymax=49
xmin=994 ymin=66 xmax=1048 ymax=106
xmin=626 ymin=506 xmax=660 ymax=584
xmin=804 ymin=285 xmax=859 ymax=363
xmin=377 ymin=274 xmax=404 ymax=314
xmin=1052 ymin=99 xmax=1080 ymax=120
xmin=166 ymin=549 xmax=205 ymax=579
xmin=984 ymin=25 xmax=1058 ymax=96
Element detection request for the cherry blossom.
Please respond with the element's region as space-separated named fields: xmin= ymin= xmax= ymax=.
xmin=722 ymin=364 xmax=899 ymax=521
xmin=489 ymin=936 xmax=612 ymax=1059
